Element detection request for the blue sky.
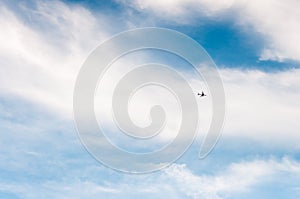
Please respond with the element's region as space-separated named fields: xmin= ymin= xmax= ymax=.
xmin=0 ymin=0 xmax=300 ymax=198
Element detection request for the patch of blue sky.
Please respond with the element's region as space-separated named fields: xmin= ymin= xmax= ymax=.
xmin=154 ymin=22 xmax=300 ymax=71
xmin=0 ymin=192 xmax=20 ymax=199
xmin=63 ymin=0 xmax=123 ymax=12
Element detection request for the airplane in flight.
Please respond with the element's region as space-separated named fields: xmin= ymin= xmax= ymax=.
xmin=198 ymin=91 xmax=206 ymax=97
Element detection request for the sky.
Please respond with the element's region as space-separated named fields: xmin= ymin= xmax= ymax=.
xmin=0 ymin=0 xmax=300 ymax=198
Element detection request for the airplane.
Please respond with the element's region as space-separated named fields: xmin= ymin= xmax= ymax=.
xmin=198 ymin=91 xmax=206 ymax=97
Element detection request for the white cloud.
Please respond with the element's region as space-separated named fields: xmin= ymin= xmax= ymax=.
xmin=94 ymin=64 xmax=300 ymax=148
xmin=164 ymin=156 xmax=300 ymax=199
xmin=122 ymin=0 xmax=300 ymax=62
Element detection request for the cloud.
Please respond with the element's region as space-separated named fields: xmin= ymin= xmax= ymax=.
xmin=95 ymin=61 xmax=300 ymax=150
xmin=221 ymin=68 xmax=300 ymax=143
xmin=0 ymin=0 xmax=111 ymax=118
xmin=164 ymin=156 xmax=300 ymax=199
xmin=121 ymin=0 xmax=300 ymax=62
xmin=1 ymin=156 xmax=299 ymax=199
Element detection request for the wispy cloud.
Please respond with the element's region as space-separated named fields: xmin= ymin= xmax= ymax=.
xmin=0 ymin=0 xmax=111 ymax=118
xmin=1 ymin=156 xmax=300 ymax=199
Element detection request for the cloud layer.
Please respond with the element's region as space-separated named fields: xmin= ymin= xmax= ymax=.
xmin=1 ymin=156 xmax=300 ymax=199
xmin=0 ymin=0 xmax=300 ymax=148
xmin=0 ymin=1 xmax=300 ymax=198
